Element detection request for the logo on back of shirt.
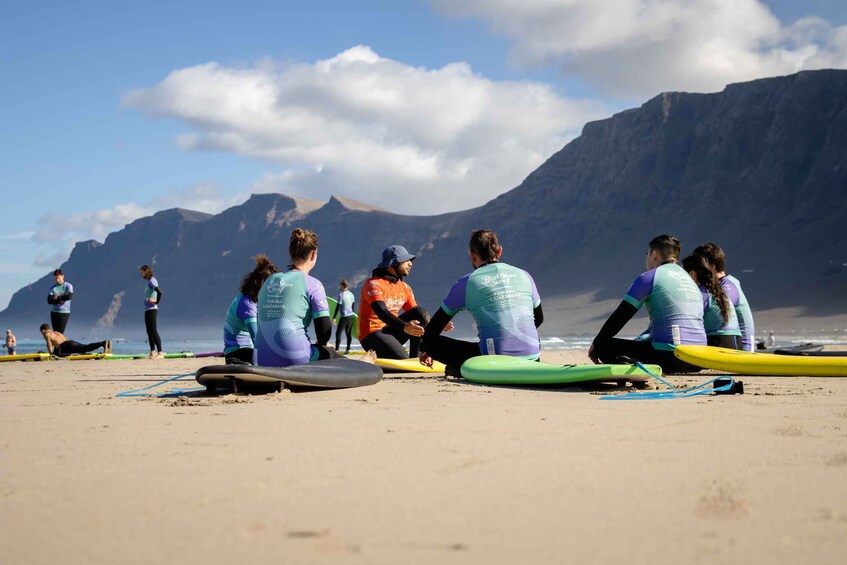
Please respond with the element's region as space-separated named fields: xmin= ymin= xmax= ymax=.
xmin=266 ymin=277 xmax=292 ymax=294
xmin=479 ymin=273 xmax=517 ymax=287
xmin=384 ymin=297 xmax=405 ymax=310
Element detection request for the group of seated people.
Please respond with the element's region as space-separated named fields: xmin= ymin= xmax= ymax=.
xmin=222 ymin=229 xmax=753 ymax=375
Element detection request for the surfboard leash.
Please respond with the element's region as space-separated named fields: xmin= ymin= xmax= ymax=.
xmin=600 ymin=360 xmax=736 ymax=400
xmin=115 ymin=373 xmax=205 ymax=398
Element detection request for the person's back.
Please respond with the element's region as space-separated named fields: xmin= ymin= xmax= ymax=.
xmin=255 ymin=270 xmax=328 ymax=367
xmin=628 ymin=263 xmax=706 ymax=349
xmin=223 ymin=293 xmax=257 ymax=354
xmin=447 ymin=262 xmax=540 ymax=357
xmin=338 ymin=289 xmax=355 ymax=317
xmin=721 ymin=274 xmax=755 ymax=351
xmin=701 ymin=288 xmax=741 ymax=337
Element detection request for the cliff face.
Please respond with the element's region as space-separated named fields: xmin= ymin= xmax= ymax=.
xmin=3 ymin=70 xmax=845 ymax=337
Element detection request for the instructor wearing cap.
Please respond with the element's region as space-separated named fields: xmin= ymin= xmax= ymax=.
xmin=358 ymin=245 xmax=433 ymax=359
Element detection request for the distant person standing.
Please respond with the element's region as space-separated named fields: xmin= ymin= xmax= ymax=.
xmin=47 ymin=269 xmax=73 ymax=334
xmin=223 ymin=255 xmax=279 ymax=364
xmin=692 ymin=243 xmax=756 ymax=352
xmin=766 ymin=330 xmax=776 ymax=348
xmin=358 ymin=245 xmax=430 ymax=360
xmin=5 ymin=329 xmax=16 ymax=355
xmin=139 ymin=265 xmax=164 ymax=359
xmin=333 ymin=280 xmax=356 ymax=354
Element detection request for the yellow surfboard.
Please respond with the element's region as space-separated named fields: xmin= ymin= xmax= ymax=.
xmin=375 ymin=357 xmax=446 ymax=374
xmin=674 ymin=345 xmax=847 ymax=376
xmin=0 ymin=353 xmax=50 ymax=362
xmin=62 ymin=353 xmax=108 ymax=361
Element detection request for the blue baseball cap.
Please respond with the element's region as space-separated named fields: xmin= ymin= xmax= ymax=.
xmin=378 ymin=245 xmax=416 ymax=268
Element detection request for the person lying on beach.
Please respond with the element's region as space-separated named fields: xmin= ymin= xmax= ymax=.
xmin=254 ymin=228 xmax=376 ymax=367
xmin=420 ymin=229 xmax=541 ymax=377
xmin=588 ymin=235 xmax=705 ymax=374
xmin=223 ymin=255 xmax=279 ymax=364
xmin=40 ymin=324 xmax=111 ymax=357
xmin=681 ymin=254 xmax=742 ymax=350
xmin=357 ymin=245 xmax=431 ymax=360
xmin=692 ymin=242 xmax=756 ymax=352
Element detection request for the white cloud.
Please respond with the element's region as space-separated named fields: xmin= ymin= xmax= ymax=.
xmin=431 ymin=0 xmax=847 ymax=97
xmin=123 ymin=46 xmax=608 ymax=214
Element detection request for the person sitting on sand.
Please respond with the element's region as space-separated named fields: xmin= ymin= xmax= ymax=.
xmin=5 ymin=329 xmax=16 ymax=356
xmin=692 ymin=242 xmax=756 ymax=352
xmin=254 ymin=229 xmax=376 ymax=367
xmin=420 ymin=229 xmax=541 ymax=377
xmin=40 ymin=324 xmax=111 ymax=357
xmin=588 ymin=235 xmax=705 ymax=374
xmin=223 ymin=255 xmax=279 ymax=364
xmin=357 ymin=245 xmax=431 ymax=360
xmin=681 ymin=254 xmax=742 ymax=350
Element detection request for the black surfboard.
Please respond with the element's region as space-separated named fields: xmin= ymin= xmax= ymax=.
xmin=196 ymin=359 xmax=383 ymax=392
xmin=773 ymin=349 xmax=846 ymax=357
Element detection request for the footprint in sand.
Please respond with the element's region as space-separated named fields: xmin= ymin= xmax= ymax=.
xmin=772 ymin=424 xmax=803 ymax=437
xmin=695 ymin=481 xmax=748 ymax=519
xmin=825 ymin=452 xmax=847 ymax=468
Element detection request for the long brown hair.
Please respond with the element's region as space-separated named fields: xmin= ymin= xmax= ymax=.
xmin=682 ymin=254 xmax=731 ymax=323
xmin=139 ymin=265 xmax=154 ymax=279
xmin=289 ymin=228 xmax=318 ymax=264
xmin=240 ymin=255 xmax=279 ymax=301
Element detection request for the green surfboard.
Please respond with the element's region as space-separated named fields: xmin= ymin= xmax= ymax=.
xmin=327 ymin=296 xmax=359 ymax=339
xmin=460 ymin=355 xmax=658 ymax=385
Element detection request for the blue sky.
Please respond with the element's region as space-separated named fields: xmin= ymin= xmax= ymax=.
xmin=1 ymin=0 xmax=845 ymax=309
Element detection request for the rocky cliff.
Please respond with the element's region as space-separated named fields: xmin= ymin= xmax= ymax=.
xmin=3 ymin=70 xmax=845 ymax=338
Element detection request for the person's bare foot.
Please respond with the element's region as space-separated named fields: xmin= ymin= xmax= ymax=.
xmin=146 ymin=352 xmax=156 ymax=359
xmin=360 ymin=350 xmax=377 ymax=364
xmin=156 ymin=351 xmax=166 ymax=359
xmin=104 ymin=340 xmax=112 ymax=354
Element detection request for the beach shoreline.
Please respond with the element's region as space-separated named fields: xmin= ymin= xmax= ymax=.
xmin=2 ymin=349 xmax=846 ymax=564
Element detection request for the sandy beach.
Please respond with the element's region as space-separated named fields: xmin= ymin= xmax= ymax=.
xmin=2 ymin=349 xmax=847 ymax=564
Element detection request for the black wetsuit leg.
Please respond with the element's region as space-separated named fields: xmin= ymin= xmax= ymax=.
xmin=360 ymin=331 xmax=410 ymax=359
xmin=55 ymin=340 xmax=106 ymax=356
xmin=144 ymin=309 xmax=162 ymax=352
xmin=336 ymin=317 xmax=353 ymax=351
xmin=592 ymin=337 xmax=701 ymax=374
xmin=424 ymin=335 xmax=482 ymax=374
xmin=225 ymin=347 xmax=254 ymax=364
xmin=313 ymin=344 xmax=341 ymax=361
xmin=707 ymin=335 xmax=742 ymax=350
xmin=51 ymin=312 xmax=70 ymax=334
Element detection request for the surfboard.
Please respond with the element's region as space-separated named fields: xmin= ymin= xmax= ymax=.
xmin=460 ymin=355 xmax=656 ymax=385
xmin=772 ymin=349 xmax=847 ymax=357
xmin=194 ymin=351 xmax=224 ymax=358
xmin=327 ymin=296 xmax=359 ymax=338
xmin=0 ymin=353 xmax=50 ymax=362
xmin=62 ymin=353 xmax=107 ymax=361
xmin=195 ymin=358 xmax=383 ymax=392
xmin=375 ymin=357 xmax=446 ymax=374
xmin=674 ymin=345 xmax=847 ymax=376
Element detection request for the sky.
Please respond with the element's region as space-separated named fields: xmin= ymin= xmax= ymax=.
xmin=2 ymin=0 xmax=846 ymax=309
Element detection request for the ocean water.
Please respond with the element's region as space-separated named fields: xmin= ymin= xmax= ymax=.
xmin=8 ymin=333 xmax=845 ymax=357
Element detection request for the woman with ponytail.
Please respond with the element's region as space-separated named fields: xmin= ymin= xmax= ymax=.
xmin=681 ymin=254 xmax=743 ymax=350
xmin=254 ymin=229 xmax=375 ymax=367
xmin=223 ymin=255 xmax=279 ymax=363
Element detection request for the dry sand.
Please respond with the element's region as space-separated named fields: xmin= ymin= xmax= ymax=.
xmin=2 ymin=350 xmax=847 ymax=564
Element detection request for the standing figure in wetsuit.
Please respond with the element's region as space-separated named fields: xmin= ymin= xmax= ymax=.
xmin=47 ymin=269 xmax=73 ymax=334
xmin=333 ymin=280 xmax=356 ymax=354
xmin=421 ymin=229 xmax=542 ymax=376
xmin=254 ymin=229 xmax=353 ymax=367
xmin=588 ymin=235 xmax=706 ymax=373
xmin=681 ymin=254 xmax=742 ymax=350
xmin=223 ymin=255 xmax=279 ymax=364
xmin=358 ymin=245 xmax=430 ymax=360
xmin=692 ymin=243 xmax=756 ymax=352
xmin=139 ymin=265 xmax=164 ymax=359
xmin=40 ymin=324 xmax=111 ymax=357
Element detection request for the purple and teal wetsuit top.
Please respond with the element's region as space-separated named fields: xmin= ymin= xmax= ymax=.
xmin=223 ymin=293 xmax=258 ymax=354
xmin=49 ymin=281 xmax=73 ymax=313
xmin=698 ymin=286 xmax=741 ymax=337
xmin=144 ymin=277 xmax=159 ymax=310
xmin=721 ymin=275 xmax=755 ymax=351
xmin=624 ymin=263 xmax=706 ymax=350
xmin=441 ymin=262 xmax=541 ymax=358
xmin=255 ymin=270 xmax=330 ymax=367
xmin=336 ymin=289 xmax=356 ymax=317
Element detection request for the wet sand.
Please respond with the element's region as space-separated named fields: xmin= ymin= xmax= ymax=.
xmin=2 ymin=350 xmax=846 ymax=564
